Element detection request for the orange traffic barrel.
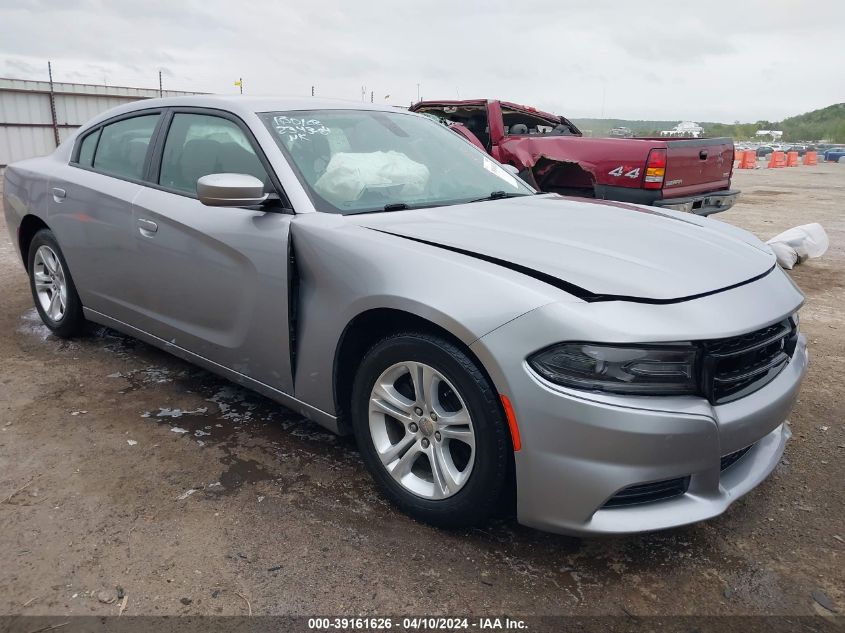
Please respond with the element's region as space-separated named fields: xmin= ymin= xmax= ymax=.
xmin=803 ymin=151 xmax=818 ymax=165
xmin=739 ymin=150 xmax=757 ymax=169
xmin=768 ymin=151 xmax=786 ymax=168
xmin=786 ymin=151 xmax=799 ymax=167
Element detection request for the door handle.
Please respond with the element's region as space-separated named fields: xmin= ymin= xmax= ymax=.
xmin=699 ymin=150 xmax=709 ymax=160
xmin=137 ymin=218 xmax=158 ymax=235
xmin=51 ymin=187 xmax=66 ymax=202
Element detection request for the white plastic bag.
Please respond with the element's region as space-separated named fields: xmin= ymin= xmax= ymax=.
xmin=766 ymin=223 xmax=829 ymax=269
xmin=314 ymin=151 xmax=430 ymax=205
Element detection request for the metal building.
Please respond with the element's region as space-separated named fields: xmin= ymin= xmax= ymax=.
xmin=0 ymin=77 xmax=203 ymax=175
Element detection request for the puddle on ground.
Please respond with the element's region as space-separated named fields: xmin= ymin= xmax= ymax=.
xmin=18 ymin=309 xmax=345 ymax=454
xmin=217 ymin=454 xmax=276 ymax=492
xmin=17 ymin=308 xmax=53 ymax=341
xmin=749 ymin=189 xmax=788 ymax=197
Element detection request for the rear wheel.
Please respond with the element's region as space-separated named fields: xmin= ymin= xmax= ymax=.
xmin=27 ymin=229 xmax=85 ymax=338
xmin=351 ymin=332 xmax=511 ymax=528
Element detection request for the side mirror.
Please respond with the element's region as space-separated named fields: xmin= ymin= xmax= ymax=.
xmin=196 ymin=173 xmax=268 ymax=207
xmin=502 ymin=164 xmax=520 ymax=177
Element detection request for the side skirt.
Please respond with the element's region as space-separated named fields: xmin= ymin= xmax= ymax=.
xmin=82 ymin=307 xmax=341 ymax=434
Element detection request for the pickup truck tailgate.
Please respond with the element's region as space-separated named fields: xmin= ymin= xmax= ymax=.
xmin=662 ymin=138 xmax=734 ymax=198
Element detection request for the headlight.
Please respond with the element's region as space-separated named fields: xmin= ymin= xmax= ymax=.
xmin=528 ymin=343 xmax=699 ymax=395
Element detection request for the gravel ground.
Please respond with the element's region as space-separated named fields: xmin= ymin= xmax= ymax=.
xmin=0 ymin=164 xmax=842 ymax=620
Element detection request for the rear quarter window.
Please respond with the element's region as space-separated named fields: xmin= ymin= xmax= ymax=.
xmin=75 ymin=128 xmax=101 ymax=167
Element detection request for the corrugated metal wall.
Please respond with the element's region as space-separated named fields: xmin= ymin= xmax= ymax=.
xmin=0 ymin=77 xmax=204 ymax=175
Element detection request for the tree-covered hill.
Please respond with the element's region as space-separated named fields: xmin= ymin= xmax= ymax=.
xmin=572 ymin=103 xmax=845 ymax=142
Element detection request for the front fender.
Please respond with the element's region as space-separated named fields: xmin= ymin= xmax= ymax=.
xmin=289 ymin=212 xmax=562 ymax=414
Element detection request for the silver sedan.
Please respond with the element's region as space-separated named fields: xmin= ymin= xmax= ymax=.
xmin=2 ymin=96 xmax=807 ymax=535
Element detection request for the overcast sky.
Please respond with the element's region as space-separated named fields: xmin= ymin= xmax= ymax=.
xmin=1 ymin=0 xmax=843 ymax=123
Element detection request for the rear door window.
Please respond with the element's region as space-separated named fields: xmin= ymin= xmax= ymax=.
xmin=158 ymin=113 xmax=269 ymax=195
xmin=92 ymin=114 xmax=160 ymax=180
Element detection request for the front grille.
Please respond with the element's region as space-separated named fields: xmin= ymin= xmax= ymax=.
xmin=603 ymin=476 xmax=690 ymax=508
xmin=720 ymin=444 xmax=754 ymax=471
xmin=701 ymin=318 xmax=798 ymax=404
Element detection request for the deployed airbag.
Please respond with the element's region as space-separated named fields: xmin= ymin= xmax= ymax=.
xmin=314 ymin=151 xmax=430 ymax=205
xmin=766 ymin=223 xmax=829 ymax=270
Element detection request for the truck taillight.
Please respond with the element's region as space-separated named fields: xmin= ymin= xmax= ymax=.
xmin=644 ymin=149 xmax=667 ymax=190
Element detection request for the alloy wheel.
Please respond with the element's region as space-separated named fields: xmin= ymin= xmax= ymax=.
xmin=368 ymin=361 xmax=476 ymax=499
xmin=33 ymin=245 xmax=68 ymax=322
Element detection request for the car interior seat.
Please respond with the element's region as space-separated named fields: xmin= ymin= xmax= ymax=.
xmin=464 ymin=114 xmax=490 ymax=148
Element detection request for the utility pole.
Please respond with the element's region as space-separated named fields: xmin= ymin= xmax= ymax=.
xmin=311 ymin=85 xmax=314 ymax=96
xmin=239 ymin=77 xmax=243 ymax=94
xmin=361 ymin=86 xmax=366 ymax=102
xmin=158 ymin=70 xmax=163 ymax=97
xmin=370 ymin=91 xmax=374 ymax=103
xmin=46 ymin=61 xmax=60 ymax=148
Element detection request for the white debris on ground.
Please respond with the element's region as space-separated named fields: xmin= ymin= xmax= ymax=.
xmin=107 ymin=366 xmax=176 ymax=384
xmin=155 ymin=407 xmax=208 ymax=418
xmin=140 ymin=367 xmax=175 ymax=384
xmin=176 ymin=488 xmax=198 ymax=500
xmin=170 ymin=427 xmax=189 ymax=434
xmin=767 ymin=222 xmax=829 ymax=269
xmin=127 ymin=440 xmax=138 ymax=446
xmin=207 ymin=386 xmax=257 ymax=423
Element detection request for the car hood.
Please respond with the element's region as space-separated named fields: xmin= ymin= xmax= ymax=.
xmin=350 ymin=194 xmax=775 ymax=302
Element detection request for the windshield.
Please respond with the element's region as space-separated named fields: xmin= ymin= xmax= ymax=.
xmin=259 ymin=109 xmax=534 ymax=214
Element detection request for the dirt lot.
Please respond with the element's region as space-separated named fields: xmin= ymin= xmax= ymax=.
xmin=0 ymin=164 xmax=842 ymax=620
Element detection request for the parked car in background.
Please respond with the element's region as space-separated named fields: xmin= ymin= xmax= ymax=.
xmin=823 ymin=147 xmax=845 ymax=162
xmin=410 ymin=99 xmax=739 ymax=216
xmin=3 ymin=96 xmax=807 ymax=535
xmin=756 ymin=146 xmax=775 ymax=157
xmin=785 ymin=145 xmax=807 ymax=156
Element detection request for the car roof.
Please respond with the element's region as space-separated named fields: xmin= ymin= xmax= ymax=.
xmin=82 ymin=95 xmax=407 ymax=129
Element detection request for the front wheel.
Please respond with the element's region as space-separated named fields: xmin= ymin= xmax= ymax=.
xmin=27 ymin=229 xmax=85 ymax=338
xmin=351 ymin=332 xmax=511 ymax=528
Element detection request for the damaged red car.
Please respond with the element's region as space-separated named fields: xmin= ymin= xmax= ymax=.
xmin=411 ymin=99 xmax=738 ymax=216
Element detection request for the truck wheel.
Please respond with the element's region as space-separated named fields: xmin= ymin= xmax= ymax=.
xmin=27 ymin=229 xmax=86 ymax=338
xmin=351 ymin=332 xmax=511 ymax=528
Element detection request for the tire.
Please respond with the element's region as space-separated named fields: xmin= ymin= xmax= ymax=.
xmin=351 ymin=332 xmax=511 ymax=528
xmin=27 ymin=229 xmax=86 ymax=338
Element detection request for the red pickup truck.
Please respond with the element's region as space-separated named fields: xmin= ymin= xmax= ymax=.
xmin=410 ymin=99 xmax=738 ymax=216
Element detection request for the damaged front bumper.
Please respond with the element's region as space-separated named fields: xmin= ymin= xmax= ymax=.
xmin=470 ymin=271 xmax=806 ymax=536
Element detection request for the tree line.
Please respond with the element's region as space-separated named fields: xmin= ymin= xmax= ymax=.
xmin=573 ymin=103 xmax=845 ymax=143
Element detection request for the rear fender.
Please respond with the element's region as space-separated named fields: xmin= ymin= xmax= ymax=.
xmin=496 ymin=139 xmax=598 ymax=196
xmin=530 ymin=157 xmax=596 ymax=196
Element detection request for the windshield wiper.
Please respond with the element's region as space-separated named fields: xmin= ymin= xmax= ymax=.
xmin=470 ymin=191 xmax=529 ymax=203
xmin=347 ymin=202 xmax=412 ymax=215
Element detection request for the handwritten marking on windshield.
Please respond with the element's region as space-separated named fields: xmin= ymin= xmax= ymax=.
xmin=273 ymin=115 xmax=331 ymax=143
